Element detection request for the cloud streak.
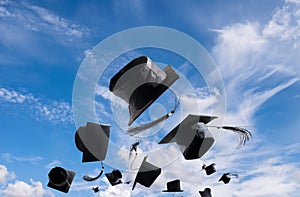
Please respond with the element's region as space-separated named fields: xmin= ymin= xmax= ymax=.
xmin=1 ymin=153 xmax=42 ymax=165
xmin=0 ymin=86 xmax=73 ymax=125
xmin=0 ymin=0 xmax=89 ymax=42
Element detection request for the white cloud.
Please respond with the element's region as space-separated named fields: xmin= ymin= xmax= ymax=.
xmin=0 ymin=86 xmax=73 ymax=124
xmin=0 ymin=0 xmax=89 ymax=47
xmin=0 ymin=165 xmax=15 ymax=184
xmin=98 ymin=183 xmax=131 ymax=197
xmin=0 ymin=88 xmax=28 ymax=103
xmin=263 ymin=2 xmax=300 ymax=41
xmin=44 ymin=160 xmax=62 ymax=169
xmin=0 ymin=164 xmax=53 ymax=197
xmin=1 ymin=179 xmax=54 ymax=197
xmin=28 ymin=5 xmax=85 ymax=38
xmin=212 ymin=21 xmax=298 ymax=120
xmin=286 ymin=0 xmax=300 ymax=4
xmin=0 ymin=6 xmax=14 ymax=17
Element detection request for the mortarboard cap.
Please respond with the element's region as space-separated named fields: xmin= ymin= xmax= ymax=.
xmin=105 ymin=169 xmax=123 ymax=186
xmin=109 ymin=56 xmax=179 ymax=125
xmin=218 ymin=173 xmax=238 ymax=184
xmin=202 ymin=163 xmax=216 ymax=176
xmin=92 ymin=187 xmax=99 ymax=193
xmin=199 ymin=188 xmax=212 ymax=197
xmin=132 ymin=156 xmax=161 ymax=190
xmin=158 ymin=114 xmax=217 ymax=160
xmin=162 ymin=179 xmax=184 ymax=192
xmin=75 ymin=122 xmax=110 ymax=162
xmin=47 ymin=166 xmax=75 ymax=193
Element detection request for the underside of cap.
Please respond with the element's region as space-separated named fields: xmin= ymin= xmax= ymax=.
xmin=158 ymin=114 xmax=217 ymax=144
xmin=128 ymin=65 xmax=179 ymax=125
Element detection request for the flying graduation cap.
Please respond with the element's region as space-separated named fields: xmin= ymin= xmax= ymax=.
xmin=109 ymin=56 xmax=179 ymax=126
xmin=92 ymin=187 xmax=99 ymax=193
xmin=158 ymin=114 xmax=217 ymax=160
xmin=105 ymin=169 xmax=123 ymax=186
xmin=218 ymin=173 xmax=239 ymax=184
xmin=132 ymin=156 xmax=162 ymax=190
xmin=202 ymin=163 xmax=216 ymax=176
xmin=47 ymin=166 xmax=75 ymax=193
xmin=199 ymin=188 xmax=212 ymax=197
xmin=75 ymin=122 xmax=110 ymax=162
xmin=159 ymin=114 xmax=253 ymax=160
xmin=162 ymin=179 xmax=184 ymax=193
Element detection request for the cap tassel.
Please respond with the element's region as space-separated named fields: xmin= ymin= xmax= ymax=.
xmin=127 ymin=90 xmax=180 ymax=134
xmin=208 ymin=125 xmax=252 ymax=147
xmin=83 ymin=162 xmax=104 ymax=182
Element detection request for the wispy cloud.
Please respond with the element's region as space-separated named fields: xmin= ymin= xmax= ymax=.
xmin=1 ymin=153 xmax=43 ymax=165
xmin=0 ymin=86 xmax=73 ymax=124
xmin=26 ymin=4 xmax=87 ymax=39
xmin=0 ymin=0 xmax=90 ymax=54
xmin=44 ymin=160 xmax=62 ymax=169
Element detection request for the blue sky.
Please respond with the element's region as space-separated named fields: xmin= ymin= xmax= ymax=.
xmin=0 ymin=0 xmax=300 ymax=196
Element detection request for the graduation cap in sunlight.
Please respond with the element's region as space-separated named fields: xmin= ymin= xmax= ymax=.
xmin=162 ymin=179 xmax=184 ymax=193
xmin=92 ymin=187 xmax=99 ymax=193
xmin=202 ymin=163 xmax=216 ymax=176
xmin=105 ymin=169 xmax=123 ymax=186
xmin=47 ymin=166 xmax=75 ymax=193
xmin=75 ymin=122 xmax=110 ymax=162
xmin=132 ymin=156 xmax=162 ymax=190
xmin=218 ymin=173 xmax=238 ymax=184
xmin=158 ymin=114 xmax=217 ymax=160
xmin=109 ymin=56 xmax=179 ymax=126
xmin=199 ymin=188 xmax=212 ymax=197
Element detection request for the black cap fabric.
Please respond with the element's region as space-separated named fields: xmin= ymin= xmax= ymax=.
xmin=47 ymin=166 xmax=75 ymax=193
xmin=219 ymin=173 xmax=238 ymax=184
xmin=109 ymin=56 xmax=179 ymax=126
xmin=219 ymin=173 xmax=231 ymax=184
xmin=158 ymin=114 xmax=217 ymax=160
xmin=199 ymin=188 xmax=212 ymax=197
xmin=162 ymin=179 xmax=184 ymax=192
xmin=92 ymin=187 xmax=99 ymax=193
xmin=203 ymin=163 xmax=216 ymax=176
xmin=105 ymin=170 xmax=123 ymax=186
xmin=132 ymin=156 xmax=161 ymax=190
xmin=75 ymin=122 xmax=110 ymax=162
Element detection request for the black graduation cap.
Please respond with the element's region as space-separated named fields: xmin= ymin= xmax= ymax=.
xmin=158 ymin=114 xmax=217 ymax=160
xmin=162 ymin=179 xmax=184 ymax=192
xmin=199 ymin=188 xmax=212 ymax=197
xmin=75 ymin=122 xmax=110 ymax=162
xmin=47 ymin=166 xmax=75 ymax=193
xmin=92 ymin=187 xmax=99 ymax=193
xmin=105 ymin=170 xmax=123 ymax=186
xmin=202 ymin=163 xmax=216 ymax=176
xmin=218 ymin=173 xmax=238 ymax=184
xmin=132 ymin=156 xmax=162 ymax=190
xmin=109 ymin=56 xmax=179 ymax=126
